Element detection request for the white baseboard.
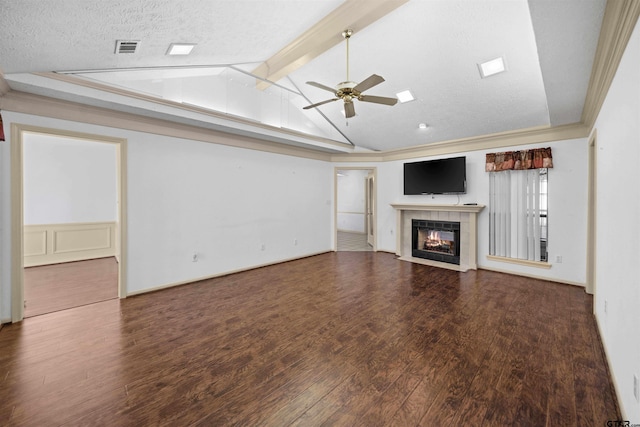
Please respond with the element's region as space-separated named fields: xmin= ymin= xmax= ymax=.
xmin=595 ymin=311 xmax=626 ymax=421
xmin=127 ymin=250 xmax=331 ymax=297
xmin=479 ymin=265 xmax=585 ymax=287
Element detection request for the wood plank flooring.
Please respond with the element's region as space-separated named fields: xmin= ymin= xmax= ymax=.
xmin=23 ymin=257 xmax=118 ymax=317
xmin=0 ymin=252 xmax=619 ymax=426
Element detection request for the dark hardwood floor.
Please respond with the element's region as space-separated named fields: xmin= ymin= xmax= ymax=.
xmin=23 ymin=257 xmax=118 ymax=317
xmin=0 ymin=252 xmax=619 ymax=426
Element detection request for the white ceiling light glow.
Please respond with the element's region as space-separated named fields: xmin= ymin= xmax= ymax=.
xmin=418 ymin=123 xmax=428 ymax=129
xmin=167 ymin=43 xmax=196 ymax=55
xmin=478 ymin=56 xmax=506 ymax=78
xmin=396 ymin=90 xmax=415 ymax=103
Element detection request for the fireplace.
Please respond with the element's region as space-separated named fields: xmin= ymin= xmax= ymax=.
xmin=392 ymin=203 xmax=484 ymax=272
xmin=412 ymin=219 xmax=461 ymax=265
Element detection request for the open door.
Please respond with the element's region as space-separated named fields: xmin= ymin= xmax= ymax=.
xmin=365 ymin=172 xmax=375 ymax=247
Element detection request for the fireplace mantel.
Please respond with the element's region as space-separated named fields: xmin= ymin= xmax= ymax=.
xmin=391 ymin=203 xmax=485 ymax=272
xmin=390 ymin=203 xmax=485 ymax=214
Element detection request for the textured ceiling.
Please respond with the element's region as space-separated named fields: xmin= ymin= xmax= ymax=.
xmin=0 ymin=0 xmax=606 ymax=153
xmin=0 ymin=0 xmax=343 ymax=73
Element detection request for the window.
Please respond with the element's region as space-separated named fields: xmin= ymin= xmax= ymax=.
xmin=489 ymin=168 xmax=548 ymax=262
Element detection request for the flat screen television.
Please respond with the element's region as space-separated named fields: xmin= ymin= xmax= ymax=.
xmin=403 ymin=156 xmax=466 ymax=195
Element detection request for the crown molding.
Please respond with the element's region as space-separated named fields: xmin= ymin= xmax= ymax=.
xmin=1 ymin=87 xmax=591 ymax=164
xmin=0 ymin=90 xmax=334 ymax=162
xmin=34 ymin=71 xmax=352 ymax=153
xmin=251 ymin=0 xmax=409 ymax=90
xmin=582 ymin=0 xmax=640 ymax=128
xmin=330 ymin=122 xmax=590 ymax=162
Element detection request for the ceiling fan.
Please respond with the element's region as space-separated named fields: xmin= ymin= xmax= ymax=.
xmin=303 ymin=29 xmax=398 ymax=118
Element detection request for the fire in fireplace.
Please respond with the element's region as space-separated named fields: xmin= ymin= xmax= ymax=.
xmin=412 ymin=220 xmax=461 ymax=265
xmin=420 ymin=229 xmax=456 ymax=255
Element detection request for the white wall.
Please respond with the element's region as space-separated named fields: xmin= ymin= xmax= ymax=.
xmin=0 ymin=115 xmax=590 ymax=319
xmin=23 ymin=133 xmax=117 ymax=225
xmin=0 ymin=112 xmax=334 ymax=318
xmin=126 ymin=129 xmax=333 ymax=293
xmin=337 ymin=169 xmax=368 ymax=233
xmin=346 ymin=138 xmax=588 ymax=286
xmin=592 ymin=17 xmax=640 ymax=422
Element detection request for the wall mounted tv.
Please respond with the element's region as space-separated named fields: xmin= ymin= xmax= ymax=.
xmin=403 ymin=156 xmax=467 ymax=195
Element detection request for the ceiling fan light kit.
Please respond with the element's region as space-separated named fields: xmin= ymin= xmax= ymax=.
xmin=303 ymin=29 xmax=398 ymax=118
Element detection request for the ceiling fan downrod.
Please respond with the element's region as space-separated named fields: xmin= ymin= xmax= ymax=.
xmin=342 ymin=29 xmax=353 ymax=82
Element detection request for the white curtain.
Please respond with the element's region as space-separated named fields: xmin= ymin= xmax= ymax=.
xmin=489 ymin=169 xmax=545 ymax=261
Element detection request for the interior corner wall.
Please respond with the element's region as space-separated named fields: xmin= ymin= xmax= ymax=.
xmin=0 ymin=111 xmax=333 ymax=319
xmin=371 ymin=139 xmax=588 ymax=285
xmin=23 ymin=133 xmax=117 ymax=225
xmin=592 ymin=16 xmax=640 ymax=422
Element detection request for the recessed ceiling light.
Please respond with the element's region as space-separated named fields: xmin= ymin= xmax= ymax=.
xmin=418 ymin=123 xmax=428 ymax=129
xmin=396 ymin=90 xmax=415 ymax=103
xmin=167 ymin=43 xmax=196 ymax=56
xmin=478 ymin=56 xmax=506 ymax=78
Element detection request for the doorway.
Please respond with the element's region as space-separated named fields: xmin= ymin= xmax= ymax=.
xmin=10 ymin=124 xmax=127 ymax=322
xmin=335 ymin=167 xmax=376 ymax=252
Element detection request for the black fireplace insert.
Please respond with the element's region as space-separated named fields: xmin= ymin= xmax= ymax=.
xmin=412 ymin=219 xmax=461 ymax=265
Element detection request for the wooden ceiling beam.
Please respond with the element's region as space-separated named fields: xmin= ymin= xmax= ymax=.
xmin=251 ymin=0 xmax=409 ymax=90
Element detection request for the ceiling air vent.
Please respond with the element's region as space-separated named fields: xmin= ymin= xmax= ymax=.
xmin=115 ymin=40 xmax=139 ymax=54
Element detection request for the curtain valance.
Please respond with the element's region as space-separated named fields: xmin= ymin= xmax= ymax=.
xmin=485 ymin=147 xmax=553 ymax=172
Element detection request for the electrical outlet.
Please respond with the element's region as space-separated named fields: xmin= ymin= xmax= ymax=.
xmin=556 ymin=255 xmax=563 ymax=263
xmin=604 ymin=300 xmax=608 ymax=314
xmin=294 ymin=239 xmax=298 ymax=246
xmin=261 ymin=244 xmax=266 ymax=251
xmin=634 ymin=374 xmax=639 ymax=402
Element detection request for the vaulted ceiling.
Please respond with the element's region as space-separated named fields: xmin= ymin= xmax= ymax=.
xmin=0 ymin=0 xmax=613 ymax=154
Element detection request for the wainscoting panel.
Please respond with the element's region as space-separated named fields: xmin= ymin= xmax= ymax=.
xmin=24 ymin=229 xmax=47 ymax=257
xmin=24 ymin=222 xmax=116 ymax=267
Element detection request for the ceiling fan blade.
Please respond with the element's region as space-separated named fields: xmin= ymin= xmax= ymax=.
xmin=353 ymin=74 xmax=385 ymax=93
xmin=344 ymin=101 xmax=356 ymax=118
xmin=303 ymin=98 xmax=340 ymax=109
xmin=306 ymin=81 xmax=337 ymax=93
xmin=359 ymin=94 xmax=398 ymax=106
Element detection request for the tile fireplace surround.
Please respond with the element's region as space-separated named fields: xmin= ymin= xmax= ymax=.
xmin=390 ymin=204 xmax=485 ymax=272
